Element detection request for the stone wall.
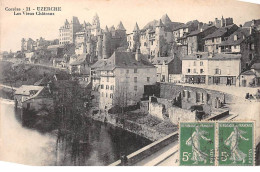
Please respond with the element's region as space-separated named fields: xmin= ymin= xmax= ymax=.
xmin=168 ymin=106 xmax=196 ymax=124
xmin=148 ymin=102 xmax=164 ymax=120
xmin=160 ymin=83 xmax=235 ymax=115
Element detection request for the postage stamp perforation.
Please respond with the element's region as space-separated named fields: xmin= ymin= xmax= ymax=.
xmin=179 ymin=121 xmax=256 ymax=166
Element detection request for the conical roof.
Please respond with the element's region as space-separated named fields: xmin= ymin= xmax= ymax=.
xmin=156 ymin=19 xmax=165 ymax=27
xmin=110 ymin=25 xmax=115 ymax=31
xmin=116 ymin=21 xmax=126 ymax=30
xmin=161 ymin=14 xmax=172 ymax=24
xmin=104 ymin=25 xmax=109 ymax=32
xmin=65 ymin=19 xmax=69 ymax=25
xmin=133 ymin=22 xmax=140 ymax=32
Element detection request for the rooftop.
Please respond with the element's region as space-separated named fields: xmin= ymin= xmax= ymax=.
xmin=97 ymin=51 xmax=155 ymax=71
xmin=182 ymin=52 xmax=241 ymax=60
xmin=243 ymin=19 xmax=260 ymax=28
xmin=219 ymin=27 xmax=251 ymax=46
xmin=15 ymin=85 xmax=44 ymax=96
xmin=70 ymin=53 xmax=90 ymax=66
xmin=151 ymin=56 xmax=175 ymax=65
xmin=204 ymin=24 xmax=237 ymax=39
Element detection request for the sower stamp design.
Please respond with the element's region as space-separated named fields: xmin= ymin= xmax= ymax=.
xmin=179 ymin=122 xmax=215 ymax=166
xmin=218 ymin=122 xmax=254 ymax=166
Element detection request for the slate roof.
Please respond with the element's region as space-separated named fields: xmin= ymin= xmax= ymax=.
xmin=15 ymin=85 xmax=44 ymax=96
xmin=142 ymin=15 xmax=183 ymax=32
xmin=116 ymin=21 xmax=126 ymax=31
xmin=151 ymin=56 xmax=175 ymax=65
xmin=156 ymin=19 xmax=165 ymax=27
xmin=243 ymin=19 xmax=260 ymax=27
xmin=133 ymin=23 xmax=140 ymax=32
xmin=172 ymin=20 xmax=199 ymax=31
xmin=70 ymin=53 xmax=89 ymax=66
xmin=91 ymin=59 xmax=108 ymax=69
xmin=204 ymin=24 xmax=237 ymax=39
xmin=219 ymin=28 xmax=251 ymax=46
xmin=240 ymin=70 xmax=256 ymax=76
xmin=97 ymin=51 xmax=155 ymax=71
xmin=182 ymin=52 xmax=241 ymax=60
xmin=251 ymin=63 xmax=260 ymax=70
xmin=186 ymin=25 xmax=215 ymax=37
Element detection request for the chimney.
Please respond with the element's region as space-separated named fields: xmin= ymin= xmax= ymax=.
xmin=135 ymin=43 xmax=141 ymax=61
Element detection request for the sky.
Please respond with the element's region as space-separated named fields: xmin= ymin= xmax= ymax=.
xmin=0 ymin=0 xmax=260 ymax=52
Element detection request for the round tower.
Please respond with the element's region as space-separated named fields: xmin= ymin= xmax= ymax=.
xmin=97 ymin=30 xmax=103 ymax=60
xmin=102 ymin=26 xmax=111 ymax=59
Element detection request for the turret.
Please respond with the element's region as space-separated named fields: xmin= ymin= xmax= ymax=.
xmin=135 ymin=43 xmax=141 ymax=62
xmin=116 ymin=21 xmax=126 ymax=38
xmin=102 ymin=26 xmax=111 ymax=59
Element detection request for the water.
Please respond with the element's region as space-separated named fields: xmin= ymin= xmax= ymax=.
xmin=0 ymin=100 xmax=151 ymax=166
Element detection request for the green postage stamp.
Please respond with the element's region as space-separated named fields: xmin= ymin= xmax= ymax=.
xmin=218 ymin=122 xmax=255 ymax=166
xmin=179 ymin=121 xmax=255 ymax=166
xmin=179 ymin=122 xmax=215 ymax=166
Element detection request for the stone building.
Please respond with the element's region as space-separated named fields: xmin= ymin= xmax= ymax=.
xmin=14 ymin=85 xmax=53 ymax=111
xmin=59 ymin=16 xmax=81 ymax=45
xmin=96 ymin=22 xmax=127 ymax=60
xmin=218 ymin=27 xmax=260 ymax=72
xmin=97 ymin=49 xmax=156 ymax=110
xmin=209 ymin=16 xmax=234 ymax=28
xmin=182 ymin=52 xmax=241 ymax=85
xmin=203 ymin=24 xmax=238 ymax=54
xmin=173 ymin=20 xmax=200 ymax=41
xmin=151 ymin=56 xmax=182 ymax=82
xmin=21 ymin=38 xmax=35 ymax=52
xmin=186 ymin=24 xmax=218 ymax=54
xmin=127 ymin=14 xmax=183 ymax=59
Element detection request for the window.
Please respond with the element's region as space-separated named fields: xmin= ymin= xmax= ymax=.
xmin=134 ymin=69 xmax=137 ymax=73
xmin=110 ymin=93 xmax=113 ymax=99
xmin=110 ymin=85 xmax=114 ymax=90
xmin=107 ymin=77 xmax=109 ymax=82
xmin=134 ymin=86 xmax=137 ymax=91
xmin=147 ymin=77 xmax=150 ymax=82
xmin=187 ymin=91 xmax=191 ymax=98
xmin=207 ymin=93 xmax=211 ymax=103
xmin=201 ymin=93 xmax=204 ymax=103
xmin=193 ymin=69 xmax=197 ymax=73
xmin=101 ymin=85 xmax=104 ymax=89
xmin=134 ymin=77 xmax=137 ymax=82
xmin=102 ymin=92 xmax=104 ymax=97
xmin=234 ymin=35 xmax=237 ymax=41
xmin=126 ymin=69 xmax=129 ymax=74
xmin=200 ymin=61 xmax=203 ymax=66
xmin=187 ymin=69 xmax=191 ymax=73
xmin=183 ymin=90 xmax=186 ymax=97
xmin=194 ymin=61 xmax=196 ymax=66
xmin=200 ymin=69 xmax=204 ymax=74
xmin=106 ymin=85 xmax=109 ymax=90
xmin=215 ymin=68 xmax=221 ymax=74
xmin=249 ymin=54 xmax=253 ymax=61
xmin=196 ymin=92 xmax=200 ymax=103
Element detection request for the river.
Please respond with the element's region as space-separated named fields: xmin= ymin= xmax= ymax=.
xmin=0 ymin=99 xmax=151 ymax=166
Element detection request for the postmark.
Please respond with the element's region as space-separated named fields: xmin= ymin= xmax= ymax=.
xmin=218 ymin=121 xmax=255 ymax=166
xmin=179 ymin=122 xmax=215 ymax=166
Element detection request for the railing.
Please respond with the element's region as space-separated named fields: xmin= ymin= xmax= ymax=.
xmin=109 ymin=132 xmax=178 ymax=166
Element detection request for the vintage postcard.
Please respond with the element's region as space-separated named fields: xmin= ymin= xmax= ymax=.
xmin=0 ymin=0 xmax=260 ymax=167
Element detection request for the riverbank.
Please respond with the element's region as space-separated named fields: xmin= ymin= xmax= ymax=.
xmin=86 ymin=110 xmax=177 ymax=142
